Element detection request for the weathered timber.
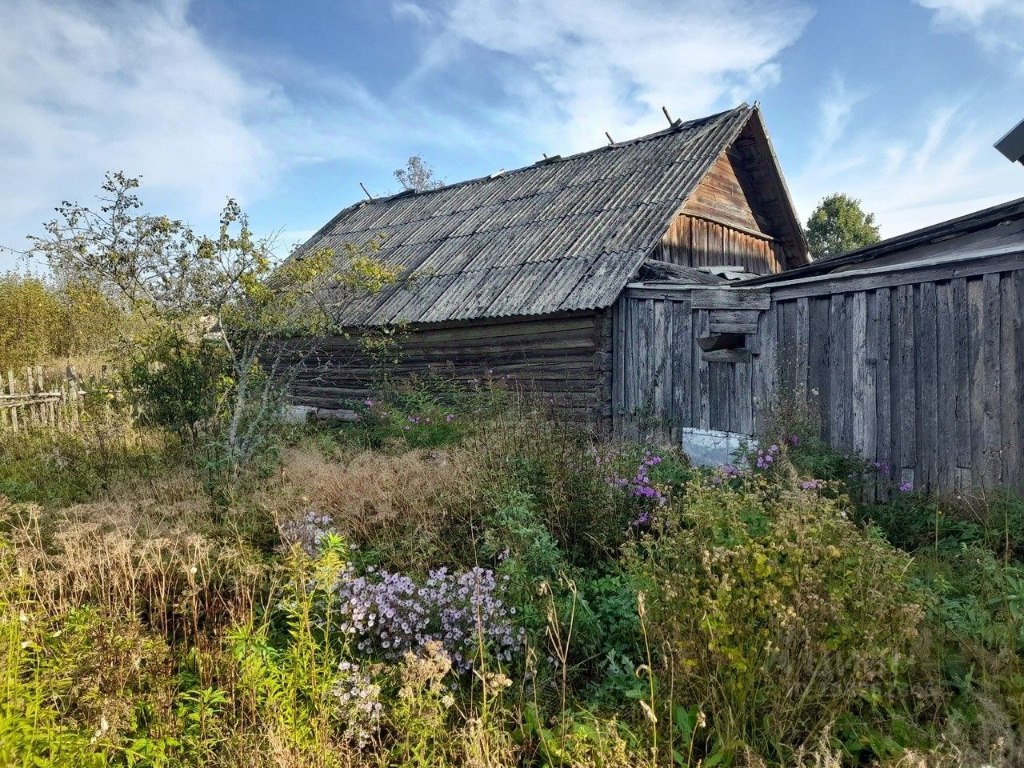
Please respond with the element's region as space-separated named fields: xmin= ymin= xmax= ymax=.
xmin=611 ymin=263 xmax=1024 ymax=495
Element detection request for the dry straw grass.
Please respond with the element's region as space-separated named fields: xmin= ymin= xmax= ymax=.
xmin=272 ymin=447 xmax=477 ymax=567
xmin=3 ymin=498 xmax=264 ymax=646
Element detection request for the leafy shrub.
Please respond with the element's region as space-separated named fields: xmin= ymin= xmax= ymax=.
xmin=121 ymin=327 xmax=229 ymax=443
xmin=627 ymin=477 xmax=923 ymax=762
xmin=0 ymin=273 xmax=64 ymax=370
xmin=467 ymin=406 xmax=633 ymax=566
xmin=0 ymin=273 xmax=125 ymax=371
xmin=231 ymin=540 xmax=371 ymax=765
xmin=859 ymin=490 xmax=1024 ymax=562
xmin=0 ymin=424 xmax=178 ymax=506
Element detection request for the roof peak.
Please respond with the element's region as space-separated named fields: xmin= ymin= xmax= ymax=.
xmin=356 ymin=103 xmax=753 ymax=209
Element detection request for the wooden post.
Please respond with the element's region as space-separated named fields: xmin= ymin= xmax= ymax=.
xmin=6 ymin=370 xmax=17 ymax=432
xmin=67 ymin=366 xmax=81 ymax=428
xmin=24 ymin=367 xmax=36 ymax=427
xmin=36 ymin=366 xmax=53 ymax=428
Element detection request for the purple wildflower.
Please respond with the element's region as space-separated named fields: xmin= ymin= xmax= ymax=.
xmin=335 ymin=565 xmax=523 ymax=675
xmin=899 ymin=481 xmax=913 ymax=492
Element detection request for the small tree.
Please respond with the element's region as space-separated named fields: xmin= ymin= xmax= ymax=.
xmin=805 ymin=193 xmax=880 ymax=259
xmin=393 ymin=156 xmax=443 ymax=192
xmin=31 ymin=172 xmax=394 ymax=475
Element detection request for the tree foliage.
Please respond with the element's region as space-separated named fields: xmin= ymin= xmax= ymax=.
xmin=0 ymin=273 xmax=122 ymax=370
xmin=393 ymin=156 xmax=443 ymax=192
xmin=804 ymin=193 xmax=881 ymax=259
xmin=30 ymin=172 xmax=391 ymax=475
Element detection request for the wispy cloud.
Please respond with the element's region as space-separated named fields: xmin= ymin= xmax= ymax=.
xmin=416 ymin=0 xmax=814 ymax=152
xmin=916 ymin=0 xmax=1024 ymax=72
xmin=789 ymin=89 xmax=1022 ymax=236
xmin=0 ymin=0 xmax=278 ymax=253
xmin=0 ymin=0 xmax=497 ymax=259
xmin=814 ymin=76 xmax=867 ymax=160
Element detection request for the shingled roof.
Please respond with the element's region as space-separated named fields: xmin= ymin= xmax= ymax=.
xmin=296 ymin=104 xmax=758 ymax=326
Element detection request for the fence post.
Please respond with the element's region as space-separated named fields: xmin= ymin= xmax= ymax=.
xmin=4 ymin=369 xmax=15 ymax=432
xmin=67 ymin=366 xmax=81 ymax=428
xmin=24 ymin=366 xmax=36 ymax=427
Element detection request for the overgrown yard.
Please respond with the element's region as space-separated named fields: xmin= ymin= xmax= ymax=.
xmin=1 ymin=386 xmax=1022 ymax=768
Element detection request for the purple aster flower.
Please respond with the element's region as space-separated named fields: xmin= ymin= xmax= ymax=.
xmin=899 ymin=481 xmax=913 ymax=492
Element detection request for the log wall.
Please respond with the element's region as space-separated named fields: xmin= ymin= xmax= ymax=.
xmin=290 ymin=311 xmax=613 ymax=428
xmin=613 ymin=255 xmax=1024 ymax=494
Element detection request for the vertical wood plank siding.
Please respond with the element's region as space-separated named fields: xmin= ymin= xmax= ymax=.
xmin=291 ymin=312 xmax=612 ymax=429
xmin=613 ymin=264 xmax=1024 ymax=494
xmin=656 ymin=215 xmax=784 ymax=275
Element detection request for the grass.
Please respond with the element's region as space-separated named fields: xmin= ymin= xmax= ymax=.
xmin=0 ymin=389 xmax=1022 ymax=767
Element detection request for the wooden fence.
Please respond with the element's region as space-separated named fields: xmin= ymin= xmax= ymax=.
xmin=613 ymin=254 xmax=1024 ymax=495
xmin=0 ymin=366 xmax=92 ymax=432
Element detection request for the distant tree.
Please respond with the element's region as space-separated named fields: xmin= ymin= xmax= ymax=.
xmin=805 ymin=193 xmax=881 ymax=259
xmin=394 ymin=155 xmax=443 ymax=192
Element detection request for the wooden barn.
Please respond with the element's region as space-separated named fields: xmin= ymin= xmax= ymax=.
xmin=289 ymin=104 xmax=809 ymax=425
xmin=614 ymin=197 xmax=1024 ymax=494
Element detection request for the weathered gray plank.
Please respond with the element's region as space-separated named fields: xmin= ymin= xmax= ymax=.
xmin=968 ymin=278 xmax=985 ymax=483
xmin=1000 ymin=272 xmax=1020 ymax=492
xmin=935 ymin=281 xmax=956 ymax=493
xmin=874 ymin=287 xmax=892 ymax=487
xmin=916 ymin=281 xmax=938 ymax=490
xmin=736 ymin=357 xmax=753 ymax=434
xmin=767 ymin=251 xmax=1024 ymax=301
xmin=952 ymin=278 xmax=972 ymax=476
xmin=808 ymin=297 xmax=831 ymax=430
xmin=897 ymin=284 xmax=916 ymax=474
xmin=850 ymin=290 xmax=869 ymax=457
xmin=752 ymin=304 xmax=777 ymax=435
xmin=794 ymin=297 xmax=809 ymax=397
xmin=611 ymin=301 xmax=626 ymax=436
xmin=694 ymin=309 xmax=711 ymax=429
xmin=690 ymin=289 xmax=771 ymax=311
xmin=982 ymin=273 xmax=1002 ymax=487
xmin=653 ymin=299 xmax=670 ymax=443
xmin=709 ymin=320 xmax=759 ymax=334
xmin=671 ymin=300 xmax=692 ymax=436
xmin=702 ymin=349 xmax=753 ymax=364
xmin=828 ymin=294 xmax=849 ymax=449
xmin=1016 ymin=270 xmax=1024 ymax=494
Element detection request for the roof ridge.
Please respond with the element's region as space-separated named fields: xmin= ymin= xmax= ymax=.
xmin=349 ymin=103 xmax=752 ymax=209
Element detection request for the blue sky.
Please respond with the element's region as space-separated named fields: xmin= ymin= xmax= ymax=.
xmin=1 ymin=0 xmax=1022 ymax=271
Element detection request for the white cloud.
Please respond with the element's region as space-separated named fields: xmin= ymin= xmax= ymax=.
xmin=391 ymin=1 xmax=431 ymax=25
xmin=916 ymin=0 xmax=1024 ymax=72
xmin=0 ymin=0 xmax=499 ymax=264
xmin=789 ymin=93 xmax=1023 ymax=237
xmin=810 ymin=75 xmax=868 ymax=164
xmin=419 ymin=0 xmax=814 ymax=152
xmin=0 ymin=0 xmax=277 ymax=252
